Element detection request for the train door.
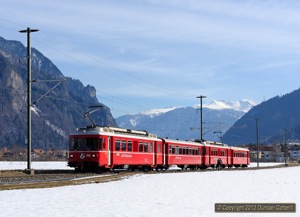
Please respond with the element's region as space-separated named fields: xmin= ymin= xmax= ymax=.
xmin=151 ymin=141 xmax=156 ymax=167
xmin=163 ymin=141 xmax=168 ymax=167
xmin=108 ymin=136 xmax=112 ymax=167
xmin=155 ymin=141 xmax=163 ymax=166
xmin=202 ymin=146 xmax=207 ymax=167
xmin=226 ymin=149 xmax=229 ymax=167
xmin=230 ymin=149 xmax=234 ymax=166
xmin=247 ymin=150 xmax=250 ymax=165
xmin=207 ymin=146 xmax=211 ymax=166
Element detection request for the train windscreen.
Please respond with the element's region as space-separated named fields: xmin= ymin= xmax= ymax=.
xmin=69 ymin=137 xmax=102 ymax=151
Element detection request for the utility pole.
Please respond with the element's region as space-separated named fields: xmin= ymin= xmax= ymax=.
xmin=255 ymin=118 xmax=259 ymax=167
xmin=196 ymin=95 xmax=206 ymax=141
xmin=19 ymin=27 xmax=39 ymax=172
xmin=283 ymin=129 xmax=288 ymax=166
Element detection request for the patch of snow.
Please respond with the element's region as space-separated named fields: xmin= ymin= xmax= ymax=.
xmin=0 ymin=162 xmax=298 ymax=217
xmin=45 ymin=120 xmax=67 ymax=137
xmin=0 ymin=161 xmax=72 ymax=170
xmin=0 ymin=161 xmax=281 ymax=170
xmin=129 ymin=118 xmax=138 ymax=127
xmin=31 ymin=105 xmax=42 ymax=116
xmin=193 ymin=99 xmax=257 ymax=112
xmin=140 ymin=107 xmax=180 ymax=118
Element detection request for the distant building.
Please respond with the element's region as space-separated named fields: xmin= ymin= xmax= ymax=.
xmin=248 ymin=143 xmax=287 ymax=162
xmin=289 ymin=144 xmax=300 ymax=162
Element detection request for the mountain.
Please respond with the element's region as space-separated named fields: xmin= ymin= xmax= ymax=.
xmin=0 ymin=36 xmax=117 ymax=150
xmin=223 ymin=89 xmax=300 ymax=145
xmin=203 ymin=99 xmax=256 ymax=112
xmin=116 ymin=100 xmax=255 ymax=142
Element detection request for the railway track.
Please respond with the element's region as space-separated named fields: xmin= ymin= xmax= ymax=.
xmin=0 ymin=163 xmax=299 ymax=191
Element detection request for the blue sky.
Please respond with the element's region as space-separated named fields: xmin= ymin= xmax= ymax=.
xmin=2 ymin=0 xmax=300 ymax=117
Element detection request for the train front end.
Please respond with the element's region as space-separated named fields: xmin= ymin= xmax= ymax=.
xmin=68 ymin=127 xmax=106 ymax=172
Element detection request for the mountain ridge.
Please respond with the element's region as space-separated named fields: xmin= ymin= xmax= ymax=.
xmin=0 ymin=36 xmax=117 ymax=150
xmin=116 ymin=100 xmax=255 ymax=141
xmin=223 ymin=88 xmax=300 ymax=145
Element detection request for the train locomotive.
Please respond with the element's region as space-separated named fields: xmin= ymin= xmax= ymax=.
xmin=68 ymin=125 xmax=250 ymax=172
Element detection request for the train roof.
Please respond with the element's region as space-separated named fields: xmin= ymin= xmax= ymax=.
xmin=162 ymin=138 xmax=204 ymax=147
xmin=229 ymin=146 xmax=249 ymax=151
xmin=70 ymin=126 xmax=158 ymax=139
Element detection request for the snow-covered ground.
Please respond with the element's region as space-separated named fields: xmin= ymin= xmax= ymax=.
xmin=0 ymin=161 xmax=283 ymax=170
xmin=0 ymin=162 xmax=298 ymax=217
xmin=0 ymin=161 xmax=72 ymax=170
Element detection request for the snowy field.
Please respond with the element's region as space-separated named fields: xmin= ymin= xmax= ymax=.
xmin=0 ymin=162 xmax=299 ymax=217
xmin=0 ymin=161 xmax=283 ymax=170
xmin=0 ymin=161 xmax=72 ymax=170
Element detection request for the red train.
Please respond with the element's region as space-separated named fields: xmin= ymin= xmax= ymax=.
xmin=68 ymin=126 xmax=250 ymax=172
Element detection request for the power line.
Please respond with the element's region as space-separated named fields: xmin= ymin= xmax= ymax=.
xmin=38 ymin=30 xmax=190 ymax=98
xmin=0 ymin=21 xmax=200 ymax=115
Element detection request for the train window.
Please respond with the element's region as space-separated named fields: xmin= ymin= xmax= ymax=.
xmin=99 ymin=138 xmax=103 ymax=150
xmin=149 ymin=142 xmax=153 ymax=152
xmin=139 ymin=142 xmax=143 ymax=152
xmin=172 ymin=146 xmax=175 ymax=154
xmin=128 ymin=141 xmax=132 ymax=151
xmin=183 ymin=148 xmax=186 ymax=155
xmin=69 ymin=138 xmax=77 ymax=151
xmin=211 ymin=150 xmax=218 ymax=156
xmin=196 ymin=149 xmax=199 ymax=155
xmin=83 ymin=138 xmax=99 ymax=151
xmin=169 ymin=147 xmax=172 ymax=154
xmin=175 ymin=146 xmax=179 ymax=154
xmin=122 ymin=140 xmax=126 ymax=151
xmin=158 ymin=144 xmax=161 ymax=153
xmin=115 ymin=140 xmax=120 ymax=151
xmin=102 ymin=138 xmax=106 ymax=150
xmin=144 ymin=142 xmax=148 ymax=152
xmin=179 ymin=148 xmax=182 ymax=155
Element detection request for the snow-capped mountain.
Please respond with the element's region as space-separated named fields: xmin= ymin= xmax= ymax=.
xmin=140 ymin=107 xmax=180 ymax=118
xmin=116 ymin=100 xmax=256 ymax=142
xmin=201 ymin=99 xmax=256 ymax=112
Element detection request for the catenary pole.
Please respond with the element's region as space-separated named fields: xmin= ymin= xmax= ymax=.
xmin=196 ymin=95 xmax=206 ymax=141
xmin=283 ymin=129 xmax=287 ymax=166
xmin=19 ymin=27 xmax=39 ymax=171
xmin=255 ymin=118 xmax=259 ymax=167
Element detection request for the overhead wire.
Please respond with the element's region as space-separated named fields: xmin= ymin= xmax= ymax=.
xmin=37 ymin=30 xmax=191 ymax=97
xmin=0 ymin=19 xmax=200 ymax=116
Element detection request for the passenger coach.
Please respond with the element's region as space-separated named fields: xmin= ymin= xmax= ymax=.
xmin=68 ymin=126 xmax=250 ymax=172
xmin=68 ymin=126 xmax=161 ymax=172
